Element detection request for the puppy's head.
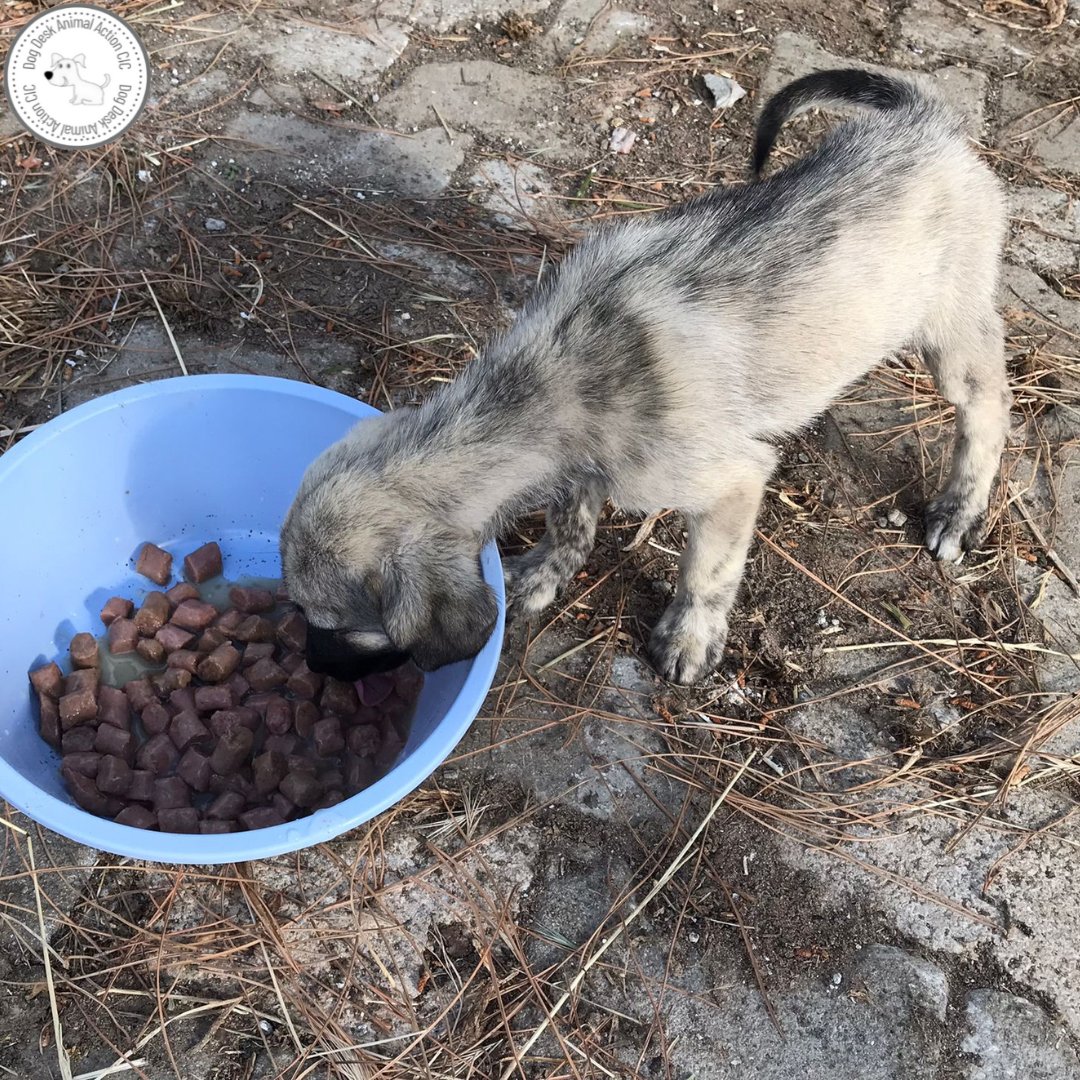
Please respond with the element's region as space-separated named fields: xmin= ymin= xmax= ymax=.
xmin=281 ymin=426 xmax=498 ymax=682
xmin=45 ymin=54 xmax=85 ymax=86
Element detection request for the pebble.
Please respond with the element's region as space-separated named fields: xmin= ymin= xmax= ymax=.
xmin=205 ymin=218 xmax=227 ymax=232
xmin=887 ymin=508 xmax=908 ymax=527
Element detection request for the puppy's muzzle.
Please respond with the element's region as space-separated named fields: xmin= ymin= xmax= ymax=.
xmin=305 ymin=625 xmax=409 ymax=682
xmin=44 ymin=70 xmax=54 ymax=80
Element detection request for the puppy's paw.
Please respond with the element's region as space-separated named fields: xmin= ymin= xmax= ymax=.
xmin=502 ymin=555 xmax=561 ymax=618
xmin=648 ymin=603 xmax=728 ymax=685
xmin=924 ymin=495 xmax=985 ymax=564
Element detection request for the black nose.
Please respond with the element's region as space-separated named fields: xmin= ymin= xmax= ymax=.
xmin=44 ymin=70 xmax=53 ymax=80
xmin=304 ymin=625 xmax=409 ymax=682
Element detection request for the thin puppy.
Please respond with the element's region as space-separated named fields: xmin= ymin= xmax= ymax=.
xmin=281 ymin=70 xmax=1010 ymax=685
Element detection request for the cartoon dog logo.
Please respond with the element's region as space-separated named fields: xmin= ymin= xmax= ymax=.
xmin=43 ymin=54 xmax=111 ymax=106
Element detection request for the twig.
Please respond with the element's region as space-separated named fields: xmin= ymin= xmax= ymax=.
xmin=28 ymin=837 xmax=73 ymax=1080
xmin=498 ymin=752 xmax=756 ymax=1079
xmin=431 ymin=103 xmax=455 ymax=144
xmin=293 ymin=202 xmax=379 ymax=259
xmin=1007 ymin=481 xmax=1080 ymax=594
xmin=140 ymin=272 xmax=188 ymax=376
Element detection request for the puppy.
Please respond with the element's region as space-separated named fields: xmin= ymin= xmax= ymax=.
xmin=281 ymin=69 xmax=1010 ymax=685
xmin=44 ymin=54 xmax=111 ymax=106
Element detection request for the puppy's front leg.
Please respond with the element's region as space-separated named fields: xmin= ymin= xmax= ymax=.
xmin=649 ymin=472 xmax=768 ymax=685
xmin=504 ymin=478 xmax=606 ymax=616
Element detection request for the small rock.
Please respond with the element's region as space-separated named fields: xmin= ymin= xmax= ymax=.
xmin=887 ymin=508 xmax=908 ymax=527
xmin=704 ymin=73 xmax=746 ymax=109
xmin=876 ymin=516 xmax=889 ymax=529
xmin=609 ymin=127 xmax=636 ymax=154
xmin=205 ymin=218 xmax=227 ymax=232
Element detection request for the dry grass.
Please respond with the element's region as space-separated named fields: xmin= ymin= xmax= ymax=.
xmin=2 ymin=1 xmax=1080 ymax=1076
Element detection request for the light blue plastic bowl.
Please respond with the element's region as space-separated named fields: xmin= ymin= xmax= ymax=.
xmin=0 ymin=374 xmax=504 ymax=864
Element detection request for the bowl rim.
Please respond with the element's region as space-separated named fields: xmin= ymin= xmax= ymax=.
xmin=0 ymin=374 xmax=505 ymax=864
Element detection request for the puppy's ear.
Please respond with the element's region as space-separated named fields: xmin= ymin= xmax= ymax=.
xmin=51 ymin=53 xmax=61 ymax=67
xmin=381 ymin=545 xmax=497 ymax=672
xmin=73 ymin=53 xmax=86 ymax=66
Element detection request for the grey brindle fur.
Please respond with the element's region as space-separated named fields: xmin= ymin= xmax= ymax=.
xmin=281 ymin=70 xmax=1011 ymax=685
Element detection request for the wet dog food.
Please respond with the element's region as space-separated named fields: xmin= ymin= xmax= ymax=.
xmin=29 ymin=540 xmax=422 ymax=834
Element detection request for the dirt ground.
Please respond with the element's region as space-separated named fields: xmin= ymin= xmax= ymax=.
xmin=1 ymin=0 xmax=1080 ymax=1077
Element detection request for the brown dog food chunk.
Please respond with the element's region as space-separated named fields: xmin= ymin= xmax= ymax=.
xmin=216 ymin=608 xmax=243 ymax=634
xmin=264 ymin=698 xmax=293 ymax=736
xmin=61 ymin=751 xmax=101 ymax=778
xmin=225 ymin=671 xmax=251 ymax=701
xmin=239 ymin=807 xmax=286 ymax=831
xmin=124 ymin=677 xmax=156 ymax=712
xmin=233 ymin=615 xmax=275 ymax=644
xmin=39 ymin=694 xmax=62 ymax=749
xmin=30 ymin=661 xmax=64 ymax=698
xmin=61 ymin=726 xmax=96 ymax=754
xmin=208 ymin=706 xmax=260 ymax=739
xmin=137 ymin=733 xmax=179 ymax=776
xmin=165 ymin=583 xmax=200 ymax=606
xmin=134 ymin=592 xmax=171 ymax=636
xmin=128 ymin=769 xmax=155 ymax=802
xmin=100 ymin=596 xmax=134 ymax=626
xmin=155 ymin=623 xmax=194 ymax=653
xmin=279 ymin=652 xmax=304 ymax=675
xmin=206 ymin=791 xmax=246 ymax=820
xmin=264 ymin=733 xmax=298 ymax=757
xmin=194 ymin=685 xmax=233 ymax=713
xmin=320 ymin=678 xmax=358 ymax=717
xmin=95 ymin=724 xmax=136 ymax=764
xmin=115 ymin=805 xmax=157 ymax=829
xmin=97 ymin=685 xmax=130 ymax=729
xmin=246 ymin=658 xmax=287 ymax=692
xmin=65 ymin=668 xmax=98 ymax=695
xmin=140 ymin=701 xmax=170 ymax=736
xmin=136 ymin=543 xmax=173 ymax=586
xmin=315 ymin=790 xmax=345 ymax=810
xmin=183 ymin=542 xmax=222 ymax=584
xmin=280 ymin=770 xmax=322 ymax=808
xmin=285 ymin=664 xmax=322 ymax=702
xmin=196 ymin=627 xmax=228 ymax=655
xmin=136 ymin=637 xmax=167 ymax=665
xmin=177 ymin=748 xmax=212 ymax=792
xmin=96 ymin=755 xmax=132 ymax=796
xmin=275 ymin=611 xmax=307 ymax=654
xmin=59 ymin=687 xmax=98 ymax=729
xmin=153 ymin=776 xmax=191 ymax=810
xmin=210 ymin=727 xmax=253 ymax=775
xmin=269 ymin=792 xmax=296 ymax=820
xmin=151 ymin=668 xmax=192 ymax=697
xmin=197 ymin=644 xmax=241 ymax=683
xmin=107 ymin=618 xmax=140 ymax=655
xmin=313 ymin=717 xmax=345 ymax=757
xmin=168 ymin=687 xmax=197 ymax=715
xmin=166 ymin=649 xmax=200 ymax=674
xmin=170 ymin=599 xmax=218 ymax=632
xmin=293 ymin=701 xmax=319 ymax=739
xmin=345 ymin=753 xmax=376 ymax=794
xmin=199 ymin=819 xmax=236 ymax=834
xmin=63 ymin=768 xmax=122 ymax=817
xmin=347 ymin=725 xmax=380 ymax=757
xmin=229 ymin=586 xmax=275 ymax=614
xmin=158 ymin=807 xmax=200 ymax=833
xmin=252 ymin=751 xmax=288 ymax=795
xmin=70 ymin=632 xmax=99 ymax=669
xmin=240 ymin=642 xmax=275 ymax=668
xmin=170 ymin=710 xmax=211 ymax=752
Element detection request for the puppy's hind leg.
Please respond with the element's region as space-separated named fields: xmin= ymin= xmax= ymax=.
xmin=649 ymin=457 xmax=773 ymax=685
xmin=503 ymin=478 xmax=606 ymax=616
xmin=922 ymin=312 xmax=1012 ymax=562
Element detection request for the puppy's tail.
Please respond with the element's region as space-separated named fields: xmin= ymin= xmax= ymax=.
xmin=102 ymin=74 xmax=111 ymax=88
xmin=751 ymin=69 xmax=921 ymax=178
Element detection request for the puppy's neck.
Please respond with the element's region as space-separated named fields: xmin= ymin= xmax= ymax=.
xmin=375 ymin=347 xmax=575 ymax=540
